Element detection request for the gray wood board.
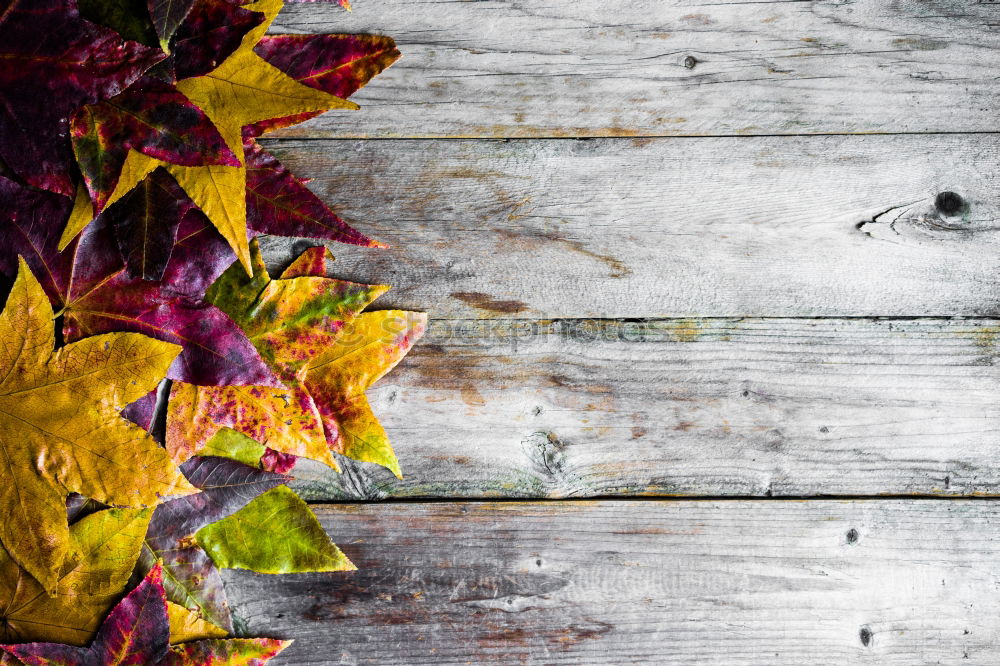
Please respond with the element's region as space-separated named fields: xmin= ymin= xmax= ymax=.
xmin=285 ymin=317 xmax=1000 ymax=500
xmin=226 ymin=499 xmax=1000 ymax=665
xmin=268 ymin=0 xmax=1000 ymax=138
xmin=258 ymin=133 xmax=1000 ymax=319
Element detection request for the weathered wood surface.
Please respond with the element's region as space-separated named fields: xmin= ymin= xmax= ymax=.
xmin=226 ymin=500 xmax=1000 ymax=665
xmin=259 ymin=133 xmax=1000 ymax=319
xmin=286 ymin=317 xmax=1000 ymax=500
xmin=268 ymin=0 xmax=1000 ymax=138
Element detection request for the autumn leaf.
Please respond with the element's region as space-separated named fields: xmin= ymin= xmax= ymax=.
xmin=167 ymin=239 xmax=426 ymax=476
xmin=245 ymin=141 xmax=382 ymax=248
xmin=169 ymin=0 xmax=265 ymax=79
xmin=101 ymin=168 xmax=197 ymax=281
xmin=1 ymin=564 xmax=290 ymax=665
xmin=77 ymin=0 xmax=159 ymax=48
xmin=147 ymin=0 xmax=197 ymax=52
xmin=0 ymin=508 xmax=152 ymax=646
xmin=248 ymin=32 xmax=400 ymax=136
xmin=90 ymin=0 xmax=358 ymax=274
xmin=137 ymin=445 xmax=292 ymax=630
xmin=0 ymin=258 xmax=195 ymax=591
xmin=0 ymin=0 xmax=164 ymax=196
xmin=71 ymin=75 xmax=240 ymax=214
xmin=0 ymin=175 xmax=280 ymax=387
xmin=166 ymin=602 xmax=227 ymax=644
xmin=197 ymin=485 xmax=354 ymax=574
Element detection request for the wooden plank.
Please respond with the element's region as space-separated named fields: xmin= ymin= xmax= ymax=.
xmin=286 ymin=317 xmax=1000 ymax=500
xmin=267 ymin=0 xmax=1000 ymax=138
xmin=258 ymin=134 xmax=1000 ymax=319
xmin=225 ymin=499 xmax=1000 ymax=664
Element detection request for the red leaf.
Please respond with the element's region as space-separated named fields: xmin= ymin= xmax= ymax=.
xmin=72 ymin=77 xmax=240 ymax=213
xmin=245 ymin=141 xmax=383 ymax=247
xmin=0 ymin=0 xmax=165 ymax=196
xmin=247 ymin=33 xmax=400 ymax=136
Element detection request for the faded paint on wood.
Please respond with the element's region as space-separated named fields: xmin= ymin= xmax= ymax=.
xmin=268 ymin=0 xmax=1000 ymax=138
xmin=285 ymin=317 xmax=1000 ymax=500
xmin=226 ymin=500 xmax=1000 ymax=665
xmin=259 ymin=134 xmax=1000 ymax=319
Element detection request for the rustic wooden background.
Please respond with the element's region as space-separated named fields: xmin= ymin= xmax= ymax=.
xmin=228 ymin=1 xmax=1000 ymax=663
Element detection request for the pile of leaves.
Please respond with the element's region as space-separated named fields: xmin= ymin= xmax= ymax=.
xmin=0 ymin=0 xmax=422 ymax=662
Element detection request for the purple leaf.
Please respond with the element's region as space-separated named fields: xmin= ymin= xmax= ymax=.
xmin=72 ymin=76 xmax=240 ymax=213
xmin=245 ymin=141 xmax=382 ymax=248
xmin=0 ymin=0 xmax=165 ymax=196
xmin=0 ymin=175 xmax=280 ymax=387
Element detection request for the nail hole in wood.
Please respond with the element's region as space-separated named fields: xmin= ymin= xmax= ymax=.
xmin=935 ymin=191 xmax=965 ymax=216
xmin=683 ymin=56 xmax=697 ymax=69
xmin=859 ymin=625 xmax=873 ymax=647
xmin=846 ymin=528 xmax=859 ymax=544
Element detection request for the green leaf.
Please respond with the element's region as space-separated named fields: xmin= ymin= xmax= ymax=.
xmin=196 ymin=485 xmax=354 ymax=574
xmin=196 ymin=428 xmax=267 ymax=467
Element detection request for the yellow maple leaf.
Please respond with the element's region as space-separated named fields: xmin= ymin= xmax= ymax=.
xmin=0 ymin=259 xmax=195 ymax=592
xmin=166 ymin=602 xmax=228 ymax=644
xmin=0 ymin=507 xmax=151 ymax=645
xmin=59 ymin=0 xmax=357 ymax=273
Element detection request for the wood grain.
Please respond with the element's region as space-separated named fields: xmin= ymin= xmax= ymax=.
xmin=225 ymin=499 xmax=1000 ymax=665
xmin=285 ymin=317 xmax=1000 ymax=500
xmin=258 ymin=134 xmax=1000 ymax=319
xmin=268 ymin=0 xmax=1000 ymax=138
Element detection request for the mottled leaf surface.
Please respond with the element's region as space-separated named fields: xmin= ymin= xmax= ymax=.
xmin=138 ymin=451 xmax=290 ymax=629
xmin=71 ymin=76 xmax=239 ymax=213
xmin=0 ymin=0 xmax=164 ymax=195
xmin=0 ymin=176 xmax=279 ymax=387
xmin=161 ymin=638 xmax=290 ymax=665
xmin=171 ymin=239 xmax=425 ymax=476
xmin=249 ymin=32 xmax=399 ymax=136
xmin=2 ymin=565 xmax=289 ymax=664
xmin=170 ymin=0 xmax=264 ymax=79
xmin=0 ymin=508 xmax=152 ymax=646
xmin=0 ymin=259 xmax=193 ymax=591
xmin=197 ymin=485 xmax=354 ymax=574
xmin=78 ymin=0 xmax=159 ymax=47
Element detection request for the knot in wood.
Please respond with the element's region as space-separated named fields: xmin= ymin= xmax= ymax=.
xmin=934 ymin=191 xmax=965 ymax=217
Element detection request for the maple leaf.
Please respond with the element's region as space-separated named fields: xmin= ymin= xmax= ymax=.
xmin=135 ymin=428 xmax=352 ymax=629
xmin=101 ymin=168 xmax=198 ymax=281
xmin=169 ymin=0 xmax=265 ymax=79
xmin=165 ymin=602 xmax=226 ymax=644
xmin=166 ymin=240 xmax=426 ymax=477
xmin=137 ymin=442 xmax=291 ymax=630
xmin=71 ymin=75 xmax=241 ymax=214
xmin=245 ymin=141 xmax=382 ymax=248
xmin=82 ymin=0 xmax=358 ymax=274
xmin=147 ymin=0 xmax=197 ymax=52
xmin=0 ymin=258 xmax=195 ymax=591
xmin=0 ymin=0 xmax=164 ymax=196
xmin=196 ymin=484 xmax=354 ymax=574
xmin=0 ymin=175 xmax=280 ymax=387
xmin=1 ymin=564 xmax=290 ymax=665
xmin=0 ymin=508 xmax=152 ymax=646
xmin=248 ymin=32 xmax=400 ymax=136
xmin=77 ymin=0 xmax=159 ymax=47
